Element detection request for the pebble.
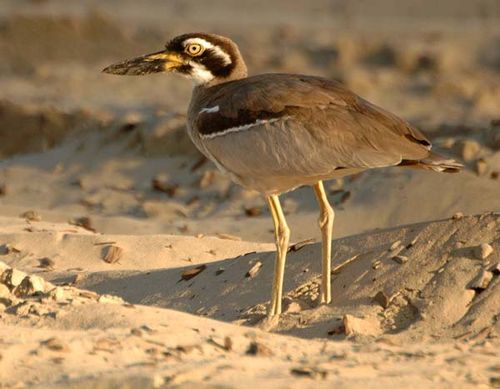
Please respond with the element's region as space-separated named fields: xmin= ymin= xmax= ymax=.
xmin=475 ymin=243 xmax=494 ymax=260
xmin=284 ymin=301 xmax=302 ymax=313
xmin=15 ymin=275 xmax=46 ymax=296
xmin=343 ymin=314 xmax=380 ymax=336
xmin=452 ymin=212 xmax=464 ymax=220
xmin=102 ymin=245 xmax=124 ymax=264
xmin=246 ymin=341 xmax=273 ymax=356
xmin=181 ymin=264 xmax=207 ymax=281
xmin=392 ymin=255 xmax=409 ymax=264
xmin=0 ymin=244 xmax=20 ymax=255
xmin=457 ymin=139 xmax=481 ymax=161
xmin=468 ymin=270 xmax=493 ymax=291
xmin=246 ymin=261 xmax=263 ymax=278
xmin=215 ymin=233 xmax=242 ymax=241
xmin=389 ymin=240 xmax=401 ymax=251
xmin=290 ymin=367 xmax=328 ymax=379
xmin=372 ymin=291 xmax=392 ymax=308
xmin=20 ymin=210 xmax=42 ymax=222
xmin=3 ymin=268 xmax=27 ymax=288
xmin=474 ymin=158 xmax=488 ymax=176
xmin=38 ymin=257 xmax=55 ymax=270
xmin=42 ymin=337 xmax=70 ymax=352
xmin=97 ymin=294 xmax=124 ymax=304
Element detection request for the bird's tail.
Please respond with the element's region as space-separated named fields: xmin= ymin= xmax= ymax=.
xmin=399 ymin=152 xmax=463 ymax=173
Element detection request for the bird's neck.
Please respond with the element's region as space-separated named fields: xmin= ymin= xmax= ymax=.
xmin=201 ymin=58 xmax=249 ymax=88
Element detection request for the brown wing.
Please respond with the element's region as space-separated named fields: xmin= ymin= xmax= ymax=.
xmin=193 ymin=73 xmax=431 ymax=171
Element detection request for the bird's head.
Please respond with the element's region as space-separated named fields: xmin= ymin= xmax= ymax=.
xmin=103 ymin=33 xmax=247 ymax=86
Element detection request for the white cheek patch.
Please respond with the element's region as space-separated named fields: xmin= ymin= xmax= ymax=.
xmin=184 ymin=38 xmax=232 ymax=66
xmin=189 ymin=62 xmax=215 ymax=84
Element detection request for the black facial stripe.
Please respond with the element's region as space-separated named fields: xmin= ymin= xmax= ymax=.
xmin=165 ymin=33 xmax=238 ymax=79
xmin=195 ymin=109 xmax=286 ymax=135
xmin=200 ymin=48 xmax=234 ymax=77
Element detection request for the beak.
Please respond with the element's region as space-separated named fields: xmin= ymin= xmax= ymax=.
xmin=102 ymin=49 xmax=185 ymax=76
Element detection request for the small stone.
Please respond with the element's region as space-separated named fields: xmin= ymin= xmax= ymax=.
xmin=152 ymin=176 xmax=178 ymax=197
xmin=246 ymin=261 xmax=263 ymax=278
xmin=343 ymin=314 xmax=381 ymax=336
xmin=223 ymin=336 xmax=233 ymax=351
xmin=457 ymin=139 xmax=481 ymax=162
xmin=468 ymin=270 xmax=493 ymax=292
xmin=452 ymin=212 xmax=464 ymax=220
xmin=475 ymin=243 xmax=494 ymax=260
xmin=102 ymin=245 xmax=123 ymax=264
xmin=97 ymin=294 xmax=123 ymax=304
xmin=246 ymin=341 xmax=273 ymax=356
xmin=215 ymin=268 xmax=225 ymax=276
xmin=38 ymin=257 xmax=55 ymax=270
xmin=290 ymin=367 xmax=328 ymax=379
xmin=14 ymin=275 xmax=46 ymax=296
xmin=490 ymin=262 xmax=500 ymax=275
xmin=284 ymin=301 xmax=302 ymax=313
xmin=371 ymin=260 xmax=382 ymax=270
xmin=0 ymin=244 xmax=21 ymax=255
xmin=20 ymin=210 xmax=41 ymax=222
xmin=41 ymin=337 xmax=70 ymax=352
xmin=49 ymin=287 xmax=66 ymax=302
xmin=372 ymin=291 xmax=392 ymax=308
xmin=406 ymin=236 xmax=419 ymax=249
xmin=288 ymin=238 xmax=315 ymax=252
xmin=180 ymin=264 xmax=207 ymax=281
xmin=389 ymin=240 xmax=401 ymax=251
xmin=198 ymin=170 xmax=215 ymax=189
xmin=474 ymin=158 xmax=488 ymax=176
xmin=215 ymin=233 xmax=242 ymax=241
xmin=69 ymin=217 xmax=96 ymax=232
xmin=3 ymin=268 xmax=27 ymax=288
xmin=392 ymin=255 xmax=408 ymax=264
xmin=244 ymin=206 xmax=262 ymax=217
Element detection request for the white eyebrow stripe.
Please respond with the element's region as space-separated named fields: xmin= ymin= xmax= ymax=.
xmin=184 ymin=37 xmax=232 ymax=66
xmin=200 ymin=117 xmax=290 ymax=140
xmin=200 ymin=106 xmax=220 ymax=114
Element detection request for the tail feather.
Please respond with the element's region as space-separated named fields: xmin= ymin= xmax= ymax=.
xmin=400 ymin=152 xmax=463 ymax=173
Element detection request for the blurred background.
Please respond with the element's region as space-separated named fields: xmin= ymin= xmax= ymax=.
xmin=0 ymin=0 xmax=499 ymax=242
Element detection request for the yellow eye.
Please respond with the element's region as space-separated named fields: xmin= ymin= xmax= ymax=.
xmin=185 ymin=43 xmax=204 ymax=56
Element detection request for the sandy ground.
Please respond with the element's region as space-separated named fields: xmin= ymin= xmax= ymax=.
xmin=1 ymin=1 xmax=500 ymax=388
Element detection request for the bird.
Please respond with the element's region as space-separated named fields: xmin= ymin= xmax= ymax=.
xmin=103 ymin=32 xmax=462 ymax=317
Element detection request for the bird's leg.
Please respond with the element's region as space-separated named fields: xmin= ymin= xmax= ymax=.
xmin=313 ymin=181 xmax=334 ymax=304
xmin=266 ymin=194 xmax=290 ymax=316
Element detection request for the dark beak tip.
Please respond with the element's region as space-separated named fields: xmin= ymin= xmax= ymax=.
xmin=102 ymin=64 xmax=119 ymax=74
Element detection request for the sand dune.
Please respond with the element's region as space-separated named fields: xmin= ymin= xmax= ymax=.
xmin=0 ymin=214 xmax=498 ymax=387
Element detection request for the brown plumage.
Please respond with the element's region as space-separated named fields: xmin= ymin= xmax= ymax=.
xmin=104 ymin=32 xmax=463 ymax=318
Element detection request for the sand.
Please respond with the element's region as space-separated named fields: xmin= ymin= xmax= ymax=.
xmin=0 ymin=1 xmax=499 ymax=388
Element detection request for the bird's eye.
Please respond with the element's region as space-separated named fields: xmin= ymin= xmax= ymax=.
xmin=185 ymin=43 xmax=204 ymax=56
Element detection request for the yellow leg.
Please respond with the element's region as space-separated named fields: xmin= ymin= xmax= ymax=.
xmin=313 ymin=181 xmax=334 ymax=304
xmin=266 ymin=194 xmax=290 ymax=316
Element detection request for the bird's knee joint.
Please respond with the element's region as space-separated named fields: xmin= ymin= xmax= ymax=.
xmin=277 ymin=224 xmax=290 ymax=246
xmin=318 ymin=206 xmax=334 ymax=229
